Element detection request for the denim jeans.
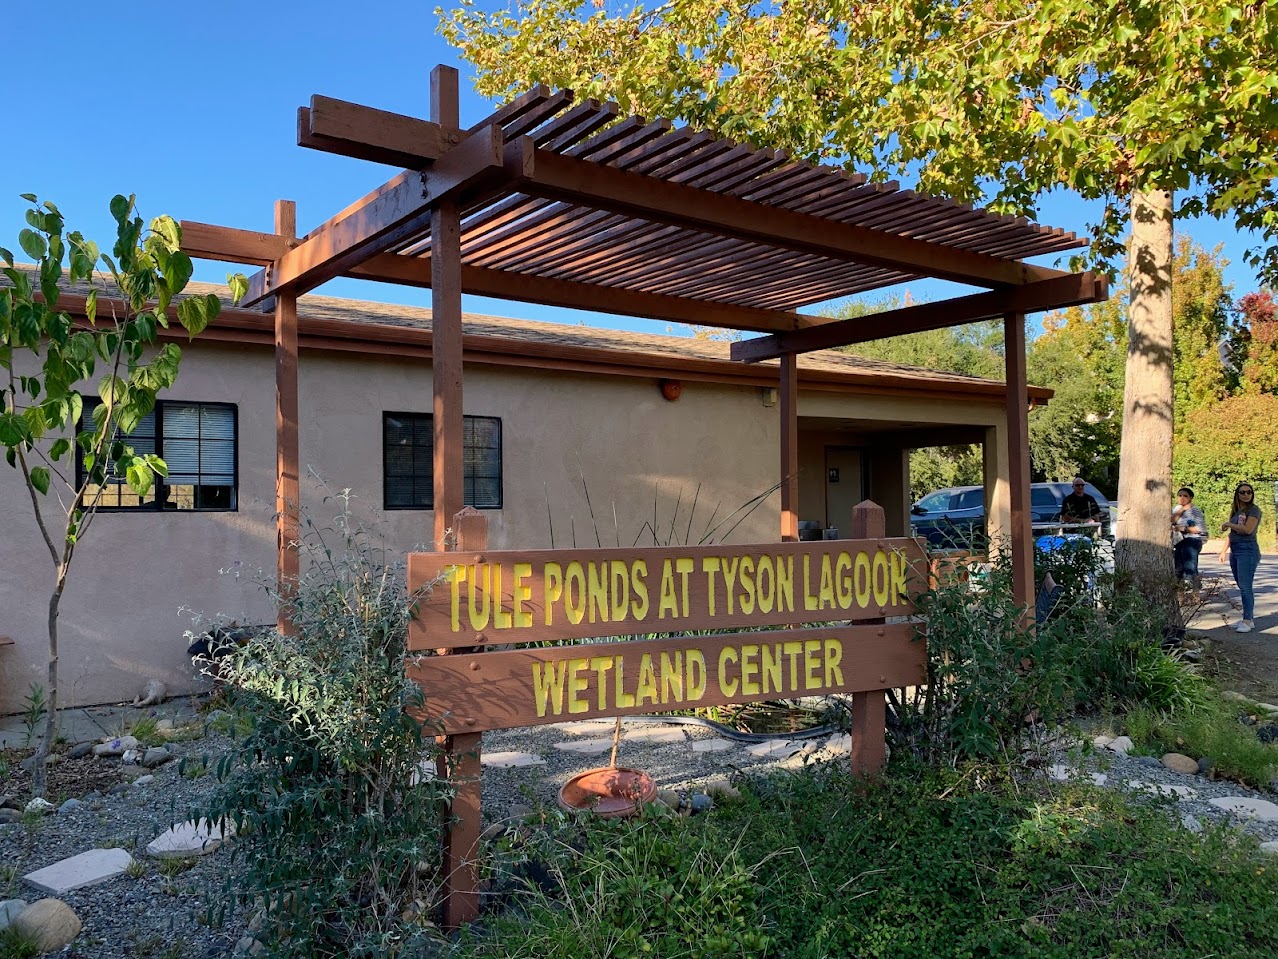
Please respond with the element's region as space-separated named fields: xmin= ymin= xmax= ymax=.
xmin=1229 ymin=539 xmax=1261 ymax=621
xmin=1174 ymin=538 xmax=1204 ymax=581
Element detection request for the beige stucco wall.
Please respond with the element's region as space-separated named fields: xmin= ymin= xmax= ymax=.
xmin=0 ymin=340 xmax=1013 ymax=712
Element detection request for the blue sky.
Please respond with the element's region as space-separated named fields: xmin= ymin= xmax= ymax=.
xmin=2 ymin=1 xmax=1268 ymax=336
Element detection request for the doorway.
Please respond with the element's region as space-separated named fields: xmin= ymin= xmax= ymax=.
xmin=824 ymin=446 xmax=866 ymax=533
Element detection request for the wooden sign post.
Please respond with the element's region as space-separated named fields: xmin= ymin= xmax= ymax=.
xmin=411 ymin=502 xmax=927 ymax=928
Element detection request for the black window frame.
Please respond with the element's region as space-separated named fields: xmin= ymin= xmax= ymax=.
xmin=76 ymin=399 xmax=239 ymax=512
xmin=382 ymin=411 xmax=503 ymax=510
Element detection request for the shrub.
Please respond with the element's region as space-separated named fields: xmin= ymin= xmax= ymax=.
xmin=198 ymin=496 xmax=449 ymax=958
xmin=894 ymin=543 xmax=1189 ymax=766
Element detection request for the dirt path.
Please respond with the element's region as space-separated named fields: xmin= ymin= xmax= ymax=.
xmin=1187 ymin=548 xmax=1278 ymax=704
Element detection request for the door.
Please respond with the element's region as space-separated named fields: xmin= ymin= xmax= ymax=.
xmin=824 ymin=446 xmax=865 ymax=533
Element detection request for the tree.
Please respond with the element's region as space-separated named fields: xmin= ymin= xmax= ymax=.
xmin=0 ymin=195 xmax=244 ymax=797
xmin=1237 ymin=291 xmax=1278 ymax=394
xmin=445 ymin=0 xmax=1278 ymax=598
xmin=1170 ymin=239 xmax=1238 ymax=425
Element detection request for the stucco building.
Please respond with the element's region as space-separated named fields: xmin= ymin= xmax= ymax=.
xmin=0 ymin=280 xmax=1046 ymax=712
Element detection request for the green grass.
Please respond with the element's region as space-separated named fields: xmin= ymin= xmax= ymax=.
xmin=460 ymin=762 xmax=1278 ymax=959
xmin=1125 ymin=696 xmax=1278 ymax=788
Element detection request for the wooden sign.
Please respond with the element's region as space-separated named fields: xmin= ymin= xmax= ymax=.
xmin=408 ymin=623 xmax=924 ymax=733
xmin=408 ymin=538 xmax=927 ymax=650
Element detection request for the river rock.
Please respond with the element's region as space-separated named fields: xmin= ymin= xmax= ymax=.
xmin=0 ymin=809 xmax=21 ymax=824
xmin=0 ymin=899 xmax=27 ymax=929
xmin=93 ymin=735 xmax=138 ymax=758
xmin=68 ymin=742 xmax=96 ymax=760
xmin=13 ymin=898 xmax=81 ymax=952
xmin=142 ymin=747 xmax=173 ymax=768
xmin=1161 ymin=753 xmax=1199 ymax=775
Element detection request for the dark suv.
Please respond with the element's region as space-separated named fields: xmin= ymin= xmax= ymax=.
xmin=910 ymin=481 xmax=1111 ymax=547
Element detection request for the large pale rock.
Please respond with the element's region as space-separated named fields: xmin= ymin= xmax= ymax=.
xmin=690 ymin=738 xmax=736 ymax=753
xmin=1161 ymin=753 xmax=1200 ymax=775
xmin=744 ymin=739 xmax=802 ymax=759
xmin=1106 ymin=736 xmax=1134 ymax=756
xmin=479 ymin=751 xmax=545 ymax=768
xmin=552 ymin=737 xmax=615 ymax=755
xmin=141 ymin=747 xmax=173 ymax=769
xmin=622 ymin=726 xmax=686 ymax=744
xmin=93 ymin=735 xmax=138 ymax=758
xmin=1208 ymin=797 xmax=1278 ymax=821
xmin=23 ymin=848 xmax=133 ymax=894
xmin=13 ymin=898 xmax=81 ymax=952
xmin=1260 ymin=841 xmax=1278 ymax=855
xmin=146 ymin=819 xmax=237 ymax=859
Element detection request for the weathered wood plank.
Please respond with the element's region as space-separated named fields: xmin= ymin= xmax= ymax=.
xmin=408 ymin=538 xmax=928 ymax=650
xmin=407 ymin=623 xmax=925 ymax=733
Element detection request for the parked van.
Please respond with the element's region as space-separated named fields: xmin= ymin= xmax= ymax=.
xmin=910 ymin=481 xmax=1112 ymax=547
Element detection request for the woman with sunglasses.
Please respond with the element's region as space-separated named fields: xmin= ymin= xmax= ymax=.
xmin=1219 ymin=483 xmax=1263 ymax=632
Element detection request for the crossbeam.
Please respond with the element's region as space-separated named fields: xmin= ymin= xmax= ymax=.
xmin=513 ymin=146 xmax=1070 ymax=290
xmin=238 ymin=124 xmax=510 ymax=307
xmin=298 ymin=95 xmax=460 ymax=168
xmin=730 ymin=272 xmax=1109 ymax=362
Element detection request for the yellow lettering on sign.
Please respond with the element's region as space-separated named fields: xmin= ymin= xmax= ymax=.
xmin=784 ymin=640 xmax=803 ymax=686
xmin=676 ymin=558 xmax=694 ymax=617
xmin=543 ymin=562 xmax=563 ymax=626
xmin=739 ymin=644 xmax=761 ymax=696
xmin=609 ymin=560 xmax=630 ymax=622
xmin=702 ymin=557 xmax=720 ymax=615
xmin=492 ymin=564 xmax=512 ymax=629
xmin=564 ymin=562 xmax=586 ymax=625
xmin=739 ymin=556 xmax=756 ymax=614
xmin=686 ymin=650 xmax=708 ymax=700
xmin=872 ymin=552 xmax=890 ymax=608
xmin=804 ymin=639 xmax=823 ymax=690
xmin=614 ymin=659 xmax=636 ymax=708
xmin=471 ymin=564 xmax=493 ymax=630
xmin=756 ymin=555 xmax=775 ymax=613
xmin=718 ymin=647 xmax=739 ymax=698
xmin=658 ymin=560 xmax=679 ymax=619
xmin=891 ymin=551 xmax=909 ymax=604
xmin=587 ymin=562 xmax=609 ymax=624
xmin=512 ymin=563 xmax=533 ymax=628
xmin=589 ymin=656 xmax=615 ymax=710
xmin=636 ymin=653 xmax=659 ymax=706
xmin=778 ymin=556 xmax=794 ymax=613
xmin=532 ymin=661 xmax=568 ymax=717
xmin=854 ymin=553 xmax=872 ymax=608
xmin=803 ymin=555 xmax=819 ymax=611
xmin=448 ymin=564 xmax=466 ymax=632
xmin=823 ymin=639 xmax=844 ymax=687
xmin=631 ymin=560 xmax=650 ymax=619
xmin=720 ymin=556 xmax=740 ymax=614
xmin=661 ymin=651 xmax=684 ymax=703
xmin=761 ymin=643 xmax=782 ymax=695
xmin=818 ymin=554 xmax=836 ymax=610
xmin=567 ymin=658 xmax=590 ymax=714
xmin=836 ymin=553 xmax=853 ymax=609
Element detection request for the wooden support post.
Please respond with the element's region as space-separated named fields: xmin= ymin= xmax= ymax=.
xmin=779 ymin=353 xmax=799 ymax=542
xmin=431 ymin=65 xmax=464 ymax=550
xmin=849 ymin=500 xmax=887 ymax=775
xmin=1003 ymin=312 xmax=1033 ymax=612
xmin=274 ymin=199 xmax=301 ymax=634
xmin=437 ymin=506 xmax=486 ymax=930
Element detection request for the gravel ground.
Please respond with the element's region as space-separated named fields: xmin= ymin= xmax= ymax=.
xmin=2 ymin=718 xmax=1276 ymax=958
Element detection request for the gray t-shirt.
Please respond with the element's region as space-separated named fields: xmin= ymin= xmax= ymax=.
xmin=1228 ymin=504 xmax=1263 ymax=546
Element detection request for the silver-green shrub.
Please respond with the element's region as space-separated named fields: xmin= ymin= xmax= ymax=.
xmin=199 ymin=495 xmax=449 ymax=958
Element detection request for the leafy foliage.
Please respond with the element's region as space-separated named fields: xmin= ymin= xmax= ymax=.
xmin=462 ymin=765 xmax=1278 ymax=959
xmin=198 ymin=498 xmax=450 ymax=958
xmin=1125 ymin=696 xmax=1278 ymax=789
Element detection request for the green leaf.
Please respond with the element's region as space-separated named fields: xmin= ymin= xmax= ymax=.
xmin=18 ymin=229 xmax=47 ymax=260
xmin=19 ymin=193 xmax=37 ymax=203
xmin=30 ymin=466 xmax=50 ymax=495
xmin=49 ymin=438 xmax=70 ymax=461
xmin=85 ymin=289 xmax=98 ymax=324
xmin=176 ymin=292 xmax=219 ymax=337
xmin=228 ymin=273 xmax=249 ymax=304
xmin=125 ymin=460 xmax=154 ymax=496
xmin=0 ymin=246 xmax=12 ymax=267
xmin=151 ymin=215 xmax=181 ymax=251
xmin=109 ymin=195 xmax=131 ymax=223
xmin=146 ymin=453 xmax=169 ymax=478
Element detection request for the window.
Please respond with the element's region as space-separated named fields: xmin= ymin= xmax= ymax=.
xmin=78 ymin=400 xmax=237 ymax=511
xmin=383 ymin=412 xmax=502 ymax=510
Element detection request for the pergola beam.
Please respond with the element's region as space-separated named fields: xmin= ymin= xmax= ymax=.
xmin=515 ymin=147 xmax=1070 ymax=290
xmin=730 ymin=272 xmax=1109 ymax=362
xmin=297 ymin=95 xmax=460 ymax=169
xmin=238 ymin=124 xmax=510 ymax=307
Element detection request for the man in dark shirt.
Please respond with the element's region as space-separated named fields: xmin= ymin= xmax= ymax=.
xmin=1060 ymin=477 xmax=1102 ymax=525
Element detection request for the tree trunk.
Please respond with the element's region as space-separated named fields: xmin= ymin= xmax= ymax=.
xmin=30 ymin=576 xmax=64 ymax=798
xmin=1114 ymin=189 xmax=1177 ymax=609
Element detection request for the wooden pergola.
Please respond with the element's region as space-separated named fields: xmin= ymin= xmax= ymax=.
xmin=182 ymin=64 xmax=1106 ymax=618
